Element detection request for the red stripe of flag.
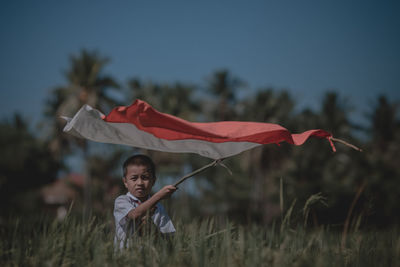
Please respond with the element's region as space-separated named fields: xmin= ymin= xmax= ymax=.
xmin=103 ymin=99 xmax=332 ymax=146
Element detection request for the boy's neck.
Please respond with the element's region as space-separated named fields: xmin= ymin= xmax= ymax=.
xmin=128 ymin=192 xmax=150 ymax=203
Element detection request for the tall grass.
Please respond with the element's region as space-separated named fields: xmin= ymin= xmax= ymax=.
xmin=1 ymin=214 xmax=399 ymax=267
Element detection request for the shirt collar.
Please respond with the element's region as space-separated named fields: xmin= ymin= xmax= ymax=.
xmin=126 ymin=192 xmax=140 ymax=203
xmin=126 ymin=192 xmax=151 ymax=204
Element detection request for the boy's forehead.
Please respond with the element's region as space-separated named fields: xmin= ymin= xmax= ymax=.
xmin=126 ymin=164 xmax=151 ymax=173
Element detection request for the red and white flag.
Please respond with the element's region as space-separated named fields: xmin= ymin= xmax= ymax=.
xmin=63 ymin=99 xmax=333 ymax=159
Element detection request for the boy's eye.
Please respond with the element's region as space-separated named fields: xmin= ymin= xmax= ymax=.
xmin=141 ymin=175 xmax=150 ymax=180
xmin=129 ymin=174 xmax=151 ymax=181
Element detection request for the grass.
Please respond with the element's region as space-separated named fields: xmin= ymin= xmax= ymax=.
xmin=1 ymin=214 xmax=399 ymax=267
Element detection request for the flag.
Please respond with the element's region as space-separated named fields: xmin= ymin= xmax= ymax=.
xmin=63 ymin=99 xmax=333 ymax=159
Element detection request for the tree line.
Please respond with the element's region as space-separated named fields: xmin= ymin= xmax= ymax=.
xmin=1 ymin=49 xmax=399 ymax=228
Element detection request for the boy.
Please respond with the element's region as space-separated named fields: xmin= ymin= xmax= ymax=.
xmin=114 ymin=154 xmax=177 ymax=249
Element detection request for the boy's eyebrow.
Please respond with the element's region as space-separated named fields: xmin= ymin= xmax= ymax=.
xmin=128 ymin=171 xmax=151 ymax=177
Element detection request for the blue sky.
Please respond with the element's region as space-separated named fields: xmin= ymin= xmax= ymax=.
xmin=1 ymin=0 xmax=399 ymax=126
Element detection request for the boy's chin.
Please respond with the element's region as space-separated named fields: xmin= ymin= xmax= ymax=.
xmin=132 ymin=190 xmax=148 ymax=199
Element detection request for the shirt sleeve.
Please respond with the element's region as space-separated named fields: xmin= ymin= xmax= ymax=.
xmin=153 ymin=203 xmax=176 ymax=233
xmin=114 ymin=195 xmax=135 ymax=228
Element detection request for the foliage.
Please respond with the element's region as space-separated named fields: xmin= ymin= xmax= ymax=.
xmin=12 ymin=48 xmax=396 ymax=228
xmin=43 ymin=49 xmax=121 ymax=219
xmin=44 ymin=49 xmax=120 ymax=159
xmin=0 ymin=114 xmax=61 ymax=216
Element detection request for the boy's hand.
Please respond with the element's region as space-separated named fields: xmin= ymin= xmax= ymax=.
xmin=156 ymin=185 xmax=177 ymax=200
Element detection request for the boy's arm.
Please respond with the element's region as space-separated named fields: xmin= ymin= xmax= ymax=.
xmin=127 ymin=185 xmax=176 ymax=220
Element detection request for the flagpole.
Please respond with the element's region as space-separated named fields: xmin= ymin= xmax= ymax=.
xmin=331 ymin=137 xmax=362 ymax=152
xmin=173 ymin=159 xmax=223 ymax=187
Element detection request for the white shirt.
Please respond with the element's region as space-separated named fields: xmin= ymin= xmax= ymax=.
xmin=113 ymin=192 xmax=175 ymax=249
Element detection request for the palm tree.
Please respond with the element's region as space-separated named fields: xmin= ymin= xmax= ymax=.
xmin=239 ymin=89 xmax=296 ymax=223
xmin=363 ymin=96 xmax=400 ymax=226
xmin=127 ymin=78 xmax=200 ymax=118
xmin=284 ymin=91 xmax=361 ymax=226
xmin=0 ymin=114 xmax=61 ymax=216
xmin=369 ymin=96 xmax=399 ymax=150
xmin=206 ymin=70 xmax=245 ymax=121
xmin=126 ymin=78 xmax=201 ymax=174
xmin=44 ymin=49 xmax=120 ymax=218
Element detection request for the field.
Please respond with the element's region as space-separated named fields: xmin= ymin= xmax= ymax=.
xmin=1 ymin=214 xmax=399 ymax=267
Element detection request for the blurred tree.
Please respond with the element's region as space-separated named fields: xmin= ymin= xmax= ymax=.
xmin=87 ymin=149 xmax=126 ymax=217
xmin=44 ymin=49 xmax=120 ymax=218
xmin=362 ymin=96 xmax=400 ymax=226
xmin=187 ymin=70 xmax=245 ymax=222
xmin=40 ymin=54 xmax=400 ymax=228
xmin=0 ymin=114 xmax=61 ymax=217
xmin=240 ymin=89 xmax=295 ymax=124
xmin=127 ymin=79 xmax=200 ymax=119
xmin=126 ymin=79 xmax=201 ymax=167
xmin=121 ymin=80 xmax=400 ymax=228
xmin=285 ymin=92 xmax=362 ymax=226
xmin=196 ymin=88 xmax=296 ymax=223
xmin=126 ymin=79 xmax=208 ymax=219
xmin=206 ymin=70 xmax=245 ymax=121
xmin=239 ymin=89 xmax=296 ymax=223
xmin=370 ymin=96 xmax=399 ymax=150
xmin=44 ymin=49 xmax=120 ymax=158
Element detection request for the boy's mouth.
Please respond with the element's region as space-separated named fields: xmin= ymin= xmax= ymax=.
xmin=135 ymin=188 xmax=145 ymax=194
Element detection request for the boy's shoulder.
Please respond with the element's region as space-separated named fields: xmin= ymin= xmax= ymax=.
xmin=114 ymin=193 xmax=132 ymax=206
xmin=115 ymin=193 xmax=129 ymax=200
xmin=114 ymin=193 xmax=145 ymax=206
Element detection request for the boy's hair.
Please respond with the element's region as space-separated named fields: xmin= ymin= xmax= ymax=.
xmin=122 ymin=154 xmax=156 ymax=179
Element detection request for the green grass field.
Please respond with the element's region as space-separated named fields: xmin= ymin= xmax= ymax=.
xmin=1 ymin=214 xmax=399 ymax=267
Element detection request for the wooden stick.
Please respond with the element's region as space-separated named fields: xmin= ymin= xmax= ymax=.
xmin=331 ymin=137 xmax=363 ymax=152
xmin=173 ymin=136 xmax=361 ymax=187
xmin=173 ymin=159 xmax=223 ymax=187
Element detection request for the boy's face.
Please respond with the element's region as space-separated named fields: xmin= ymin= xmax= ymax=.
xmin=123 ymin=164 xmax=155 ymax=201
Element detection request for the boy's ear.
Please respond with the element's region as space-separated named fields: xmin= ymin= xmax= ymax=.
xmin=122 ymin=177 xmax=128 ymax=188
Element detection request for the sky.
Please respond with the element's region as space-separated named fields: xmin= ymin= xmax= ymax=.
xmin=1 ymin=0 xmax=399 ymax=127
